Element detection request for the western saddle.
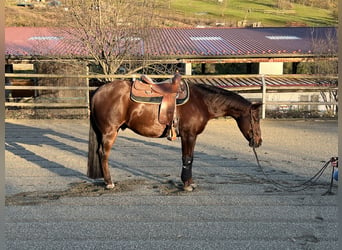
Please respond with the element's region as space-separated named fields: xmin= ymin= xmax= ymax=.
xmin=130 ymin=73 xmax=189 ymax=140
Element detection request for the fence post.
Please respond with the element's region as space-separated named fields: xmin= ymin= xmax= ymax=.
xmin=261 ymin=75 xmax=266 ymax=119
xmin=86 ymin=65 xmax=90 ymax=116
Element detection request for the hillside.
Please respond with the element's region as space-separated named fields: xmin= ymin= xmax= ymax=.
xmin=5 ymin=0 xmax=337 ymax=27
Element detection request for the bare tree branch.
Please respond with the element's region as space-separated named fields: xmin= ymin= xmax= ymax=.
xmin=61 ymin=0 xmax=158 ymax=81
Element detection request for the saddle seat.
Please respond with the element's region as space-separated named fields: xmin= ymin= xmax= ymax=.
xmin=140 ymin=75 xmax=180 ymax=95
xmin=130 ymin=74 xmax=189 ymax=140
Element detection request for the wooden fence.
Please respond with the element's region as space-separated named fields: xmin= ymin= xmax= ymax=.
xmin=4 ymin=73 xmax=338 ymax=119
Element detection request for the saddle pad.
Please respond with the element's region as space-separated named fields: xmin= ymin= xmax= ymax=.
xmin=130 ymin=80 xmax=190 ymax=105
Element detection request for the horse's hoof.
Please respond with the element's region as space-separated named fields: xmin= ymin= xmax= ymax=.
xmin=183 ymin=185 xmax=194 ymax=192
xmin=105 ymin=183 xmax=115 ymax=189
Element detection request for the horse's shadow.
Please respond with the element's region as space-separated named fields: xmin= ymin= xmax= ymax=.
xmin=5 ymin=122 xmax=332 ymax=197
xmin=5 ymin=122 xmax=90 ymax=182
xmin=6 ymin=121 xmax=254 ymax=190
xmin=5 ymin=122 xmax=185 ymax=187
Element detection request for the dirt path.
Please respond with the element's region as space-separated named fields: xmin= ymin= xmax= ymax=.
xmin=5 ymin=118 xmax=338 ymax=249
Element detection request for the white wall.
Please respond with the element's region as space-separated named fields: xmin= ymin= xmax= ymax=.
xmin=184 ymin=63 xmax=192 ymax=75
xmin=259 ymin=62 xmax=283 ymax=75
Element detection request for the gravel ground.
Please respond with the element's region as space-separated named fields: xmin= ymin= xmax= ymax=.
xmin=5 ymin=118 xmax=338 ymax=250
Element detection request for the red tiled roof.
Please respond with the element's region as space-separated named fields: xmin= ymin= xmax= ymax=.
xmin=5 ymin=27 xmax=84 ymax=57
xmin=5 ymin=26 xmax=337 ymax=58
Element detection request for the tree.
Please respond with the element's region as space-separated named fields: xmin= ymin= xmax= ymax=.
xmin=63 ymin=0 xmax=158 ymax=80
xmin=312 ymin=30 xmax=338 ymax=116
xmin=297 ymin=28 xmax=338 ymax=116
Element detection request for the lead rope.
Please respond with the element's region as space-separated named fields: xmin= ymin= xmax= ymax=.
xmin=252 ymin=146 xmax=333 ymax=193
xmin=250 ymin=109 xmax=336 ymax=194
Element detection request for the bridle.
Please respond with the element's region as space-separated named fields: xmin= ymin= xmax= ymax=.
xmin=249 ymin=108 xmax=259 ymax=147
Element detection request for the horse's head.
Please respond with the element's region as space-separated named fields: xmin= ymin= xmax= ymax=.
xmin=236 ymin=103 xmax=262 ymax=148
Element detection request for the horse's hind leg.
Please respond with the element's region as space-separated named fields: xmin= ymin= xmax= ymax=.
xmin=100 ymin=131 xmax=118 ymax=189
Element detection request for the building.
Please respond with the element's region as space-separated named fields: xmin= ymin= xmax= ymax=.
xmin=5 ymin=26 xmax=338 ymax=117
xmin=5 ymin=26 xmax=337 ymax=73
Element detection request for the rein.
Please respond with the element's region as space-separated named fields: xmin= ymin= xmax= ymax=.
xmin=250 ymin=109 xmax=335 ymax=194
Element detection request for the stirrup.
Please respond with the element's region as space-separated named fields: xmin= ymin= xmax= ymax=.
xmin=167 ymin=127 xmax=177 ymax=141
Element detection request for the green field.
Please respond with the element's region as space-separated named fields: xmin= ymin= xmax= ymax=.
xmin=5 ymin=0 xmax=337 ymax=27
xmin=168 ymin=0 xmax=337 ymax=27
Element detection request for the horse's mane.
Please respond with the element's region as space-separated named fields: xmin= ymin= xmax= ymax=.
xmin=194 ymin=83 xmax=251 ymax=109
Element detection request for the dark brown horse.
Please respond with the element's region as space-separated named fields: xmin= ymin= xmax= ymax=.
xmin=87 ymin=74 xmax=262 ymax=191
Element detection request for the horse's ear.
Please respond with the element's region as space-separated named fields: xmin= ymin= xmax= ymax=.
xmin=251 ymin=102 xmax=262 ymax=110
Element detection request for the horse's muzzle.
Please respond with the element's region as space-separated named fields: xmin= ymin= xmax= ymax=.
xmin=249 ymin=138 xmax=262 ymax=148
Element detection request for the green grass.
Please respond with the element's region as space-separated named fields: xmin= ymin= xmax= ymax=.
xmin=168 ymin=0 xmax=337 ymax=26
xmin=6 ymin=0 xmax=337 ymax=27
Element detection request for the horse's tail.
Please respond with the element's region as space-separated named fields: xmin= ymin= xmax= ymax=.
xmin=87 ymin=113 xmax=104 ymax=179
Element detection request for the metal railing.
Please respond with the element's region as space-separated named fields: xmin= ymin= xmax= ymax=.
xmin=4 ymin=73 xmax=338 ymax=118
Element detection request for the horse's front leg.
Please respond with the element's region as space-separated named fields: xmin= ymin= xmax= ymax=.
xmin=180 ymin=134 xmax=197 ymax=191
